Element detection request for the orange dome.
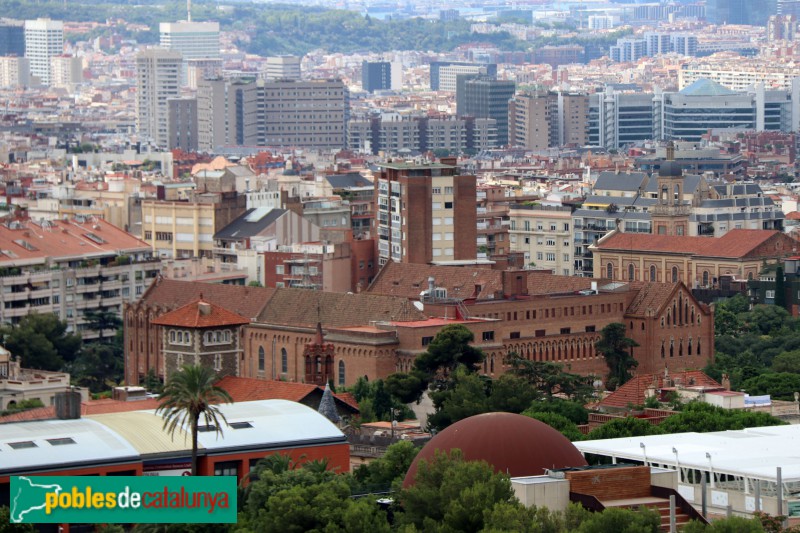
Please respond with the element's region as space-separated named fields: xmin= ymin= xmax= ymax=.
xmin=403 ymin=412 xmax=587 ymax=487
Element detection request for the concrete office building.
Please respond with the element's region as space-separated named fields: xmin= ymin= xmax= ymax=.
xmin=588 ymin=90 xmax=655 ymax=149
xmin=374 ymin=159 xmax=477 ymax=266
xmin=670 ymin=34 xmax=698 ymax=56
xmin=348 ymin=115 xmax=497 ymax=155
xmin=265 ymin=55 xmax=301 ymax=81
xmin=430 ymin=61 xmax=496 ymax=91
xmin=197 ymin=77 xmax=348 ymax=150
xmin=159 ymin=21 xmax=220 ymax=84
xmin=0 ymin=56 xmax=28 ymax=87
xmin=457 ymin=75 xmax=516 ymax=147
xmin=24 ymin=18 xmax=62 ymax=86
xmin=362 ymin=61 xmax=391 ymax=93
xmin=0 ymin=19 xmax=24 ymax=57
xmin=136 ymin=48 xmax=182 ymax=149
xmin=167 ymin=98 xmax=198 ymax=151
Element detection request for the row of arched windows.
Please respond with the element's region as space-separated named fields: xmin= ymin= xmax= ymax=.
xmin=256 ymin=345 xmax=345 ymax=386
xmin=660 ymin=337 xmax=701 ymax=358
xmin=608 ymin=262 xmax=756 ymax=286
xmin=169 ymin=329 xmax=191 ymax=346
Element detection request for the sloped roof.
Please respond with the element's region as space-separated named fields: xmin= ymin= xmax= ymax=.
xmin=213 ymin=208 xmax=287 ymax=240
xmin=679 ymin=78 xmax=737 ymax=96
xmin=599 ymin=371 xmax=722 ymax=409
xmin=367 ymin=261 xmax=503 ymax=300
xmin=594 ymin=172 xmax=649 ymax=192
xmin=150 ymin=299 xmax=250 ymax=328
xmin=139 ymin=278 xmax=274 ymax=320
xmin=257 ymin=288 xmax=426 ymax=327
xmin=325 ymin=173 xmax=373 ymax=189
xmin=596 ymin=229 xmax=791 ymax=259
xmin=625 ymin=281 xmax=683 ymax=317
xmin=215 ymin=376 xmax=359 ymax=412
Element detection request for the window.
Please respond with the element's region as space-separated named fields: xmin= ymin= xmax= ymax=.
xmin=214 ymin=461 xmax=238 ymax=477
xmin=560 ymin=327 xmax=571 ymax=334
xmin=702 ymin=271 xmax=710 ymax=287
xmin=258 ymin=346 xmax=265 ymax=372
xmin=510 ymin=331 xmax=520 ymax=339
xmin=650 ymin=265 xmax=656 ymax=282
xmin=607 ymin=263 xmax=613 ymax=279
xmin=281 ymin=348 xmax=288 ymax=374
xmin=546 ymin=253 xmax=556 ymax=261
xmin=214 ymin=354 xmax=222 ymax=371
xmin=432 ymin=187 xmax=441 ymax=194
xmin=444 ymin=202 xmax=453 ymax=209
xmin=482 ymin=331 xmax=495 ymax=341
xmin=766 ymin=290 xmax=776 ymax=299
xmin=444 ymin=186 xmax=454 ymax=195
xmin=338 ymin=360 xmax=345 ymax=387
xmin=546 ymin=239 xmax=556 ymax=246
xmin=276 ymin=265 xmax=284 ymax=275
xmin=422 ymin=336 xmax=434 ymax=346
xmin=672 ymin=266 xmax=678 ymax=283
xmin=628 ymin=264 xmax=635 ymax=281
xmin=550 ymin=224 xmax=557 ymax=231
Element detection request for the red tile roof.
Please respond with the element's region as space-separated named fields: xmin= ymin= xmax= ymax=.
xmin=786 ymin=211 xmax=800 ymax=221
xmin=599 ymin=371 xmax=721 ymax=409
xmin=140 ymin=278 xmax=274 ymax=320
xmin=151 ymin=299 xmax=250 ymax=328
xmin=597 ymin=229 xmax=794 ymax=259
xmin=0 ymin=217 xmax=149 ymax=264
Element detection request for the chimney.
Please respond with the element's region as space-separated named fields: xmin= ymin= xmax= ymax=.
xmin=502 ymin=270 xmax=529 ymax=299
xmin=55 ymin=390 xmax=81 ymax=420
xmin=198 ymin=302 xmax=211 ymax=315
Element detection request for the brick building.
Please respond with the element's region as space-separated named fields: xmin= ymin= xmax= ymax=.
xmin=591 ymin=229 xmax=798 ymax=288
xmin=151 ymin=298 xmax=250 ymax=379
xmin=125 ymin=265 xmax=713 ymax=386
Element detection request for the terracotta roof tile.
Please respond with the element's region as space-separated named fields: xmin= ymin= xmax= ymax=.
xmin=367 ymin=261 xmax=503 ymax=300
xmin=625 ymin=281 xmax=681 ymax=317
xmin=140 ymin=279 xmax=274 ymax=320
xmin=257 ymin=288 xmax=426 ymax=327
xmin=151 ymin=299 xmax=250 ymax=328
xmin=599 ymin=371 xmax=721 ymax=409
xmin=597 ymin=229 xmax=793 ymax=259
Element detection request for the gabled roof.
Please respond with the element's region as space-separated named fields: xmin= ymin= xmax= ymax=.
xmin=679 ymin=78 xmax=737 ymax=97
xmin=139 ymin=278 xmax=274 ymax=320
xmin=213 ymin=208 xmax=287 ymax=241
xmin=599 ymin=371 xmax=722 ymax=409
xmin=367 ymin=261 xmax=503 ymax=300
xmin=150 ymin=298 xmax=250 ymax=328
xmin=596 ymin=229 xmax=793 ymax=259
xmin=256 ymin=288 xmax=426 ymax=327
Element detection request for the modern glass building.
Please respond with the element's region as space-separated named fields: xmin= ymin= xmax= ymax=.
xmin=456 ymin=75 xmax=516 ymax=146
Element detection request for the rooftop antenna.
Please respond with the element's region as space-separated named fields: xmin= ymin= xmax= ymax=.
xmin=187 ymin=0 xmax=192 ymax=22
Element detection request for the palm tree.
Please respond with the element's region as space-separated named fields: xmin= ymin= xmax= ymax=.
xmin=156 ymin=364 xmax=233 ymax=476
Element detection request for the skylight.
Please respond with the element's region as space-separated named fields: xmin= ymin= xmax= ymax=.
xmin=229 ymin=421 xmax=253 ymax=429
xmin=47 ymin=437 xmax=76 ymax=446
xmin=8 ymin=441 xmax=37 ymax=450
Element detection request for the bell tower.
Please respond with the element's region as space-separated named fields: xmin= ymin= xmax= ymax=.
xmin=651 ymin=142 xmax=690 ymax=236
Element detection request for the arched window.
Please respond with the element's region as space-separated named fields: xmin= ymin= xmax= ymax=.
xmin=672 ymin=266 xmax=678 ymax=283
xmin=170 ymin=330 xmax=176 ymax=343
xmin=281 ymin=348 xmax=288 ymax=374
xmin=697 ymin=339 xmax=702 ymax=355
xmin=258 ymin=346 xmax=265 ymax=372
xmin=670 ymin=339 xmax=674 ymax=358
xmin=338 ymin=360 xmax=345 ymax=387
xmin=661 ymin=341 xmax=665 ymax=358
xmin=490 ymin=355 xmax=495 ymax=373
xmin=679 ymin=339 xmax=683 ymax=357
xmin=607 ymin=263 xmax=613 ymax=279
xmin=688 ymin=338 xmax=693 ymax=356
xmin=650 ymin=265 xmax=656 ymax=282
xmin=628 ymin=264 xmax=635 ymax=281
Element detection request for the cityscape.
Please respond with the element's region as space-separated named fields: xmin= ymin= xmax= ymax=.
xmin=3 ymin=0 xmax=800 ymax=531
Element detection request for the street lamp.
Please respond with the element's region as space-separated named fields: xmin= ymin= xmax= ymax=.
xmin=640 ymin=442 xmax=648 ymax=467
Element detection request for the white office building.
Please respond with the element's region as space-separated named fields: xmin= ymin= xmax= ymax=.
xmin=159 ymin=21 xmax=220 ymax=84
xmin=24 ymin=18 xmax=63 ymax=86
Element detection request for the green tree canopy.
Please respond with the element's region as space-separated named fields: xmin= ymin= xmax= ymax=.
xmin=504 ymin=354 xmax=595 ymax=401
xmin=352 ymin=440 xmax=420 ymax=493
xmin=397 ymin=448 xmax=516 ymax=532
xmin=414 ymin=324 xmax=485 ymax=379
xmin=771 ymin=350 xmax=800 ymax=373
xmin=586 ymin=417 xmax=664 ymax=440
xmin=524 ymin=411 xmax=585 ymax=442
xmin=659 ymin=402 xmax=785 ymax=434
xmin=741 ymin=373 xmax=800 ymax=402
xmin=524 ymin=399 xmax=590 ymax=425
xmin=595 ymin=323 xmax=639 ymax=388
xmin=0 ymin=313 xmax=82 ymax=370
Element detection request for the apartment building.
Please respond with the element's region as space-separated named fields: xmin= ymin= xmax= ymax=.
xmin=509 ymin=205 xmax=574 ymax=275
xmin=136 ymin=48 xmax=182 ymax=149
xmin=159 ymin=21 xmax=220 ymax=84
xmin=374 ymin=159 xmax=476 ymax=266
xmin=50 ymin=55 xmax=82 ymax=89
xmin=0 ymin=56 xmax=29 ymax=87
xmin=0 ymin=215 xmax=159 ymax=340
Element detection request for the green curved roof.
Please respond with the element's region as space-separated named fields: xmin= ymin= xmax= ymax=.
xmin=679 ymin=78 xmax=737 ymax=96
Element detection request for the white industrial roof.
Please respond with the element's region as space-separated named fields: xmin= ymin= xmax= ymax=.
xmin=575 ymin=425 xmax=800 ymax=483
xmin=0 ymin=400 xmax=345 ymax=475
